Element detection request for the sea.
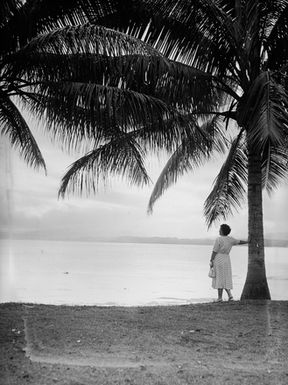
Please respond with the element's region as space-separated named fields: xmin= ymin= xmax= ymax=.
xmin=0 ymin=239 xmax=287 ymax=306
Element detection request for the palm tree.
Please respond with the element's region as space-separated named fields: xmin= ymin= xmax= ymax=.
xmin=59 ymin=0 xmax=288 ymax=299
xmin=141 ymin=0 xmax=288 ymax=300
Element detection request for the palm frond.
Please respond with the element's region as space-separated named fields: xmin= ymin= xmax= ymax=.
xmin=5 ymin=24 xmax=222 ymax=111
xmin=6 ymin=54 xmax=219 ymax=114
xmin=0 ymin=0 xmax=113 ymax=53
xmin=262 ymin=143 xmax=288 ymax=194
xmin=0 ymin=0 xmax=22 ymax=26
xmin=238 ymin=71 xmax=288 ymax=149
xmin=147 ymin=115 xmax=226 ymax=213
xmin=204 ymin=131 xmax=247 ymax=228
xmin=265 ymin=1 xmax=288 ymax=70
xmin=6 ymin=24 xmax=225 ymax=152
xmin=59 ymin=131 xmax=151 ymax=197
xmin=20 ymin=81 xmax=171 ymax=149
xmin=98 ymin=0 xmax=247 ymax=80
xmin=19 ymin=92 xmax=189 ymax=156
xmin=0 ymin=92 xmax=46 ymax=170
xmin=16 ymin=92 xmax=108 ymax=153
xmin=10 ymin=23 xmax=162 ymax=58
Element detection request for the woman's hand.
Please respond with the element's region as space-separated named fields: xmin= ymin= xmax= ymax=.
xmin=209 ymin=261 xmax=214 ymax=267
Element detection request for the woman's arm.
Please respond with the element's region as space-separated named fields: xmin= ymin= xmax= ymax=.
xmin=238 ymin=240 xmax=248 ymax=245
xmin=210 ymin=251 xmax=217 ymax=266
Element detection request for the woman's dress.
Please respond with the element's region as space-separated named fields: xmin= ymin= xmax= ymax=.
xmin=212 ymin=236 xmax=240 ymax=289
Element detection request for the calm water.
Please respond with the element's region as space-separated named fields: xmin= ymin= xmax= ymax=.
xmin=0 ymin=239 xmax=287 ymax=306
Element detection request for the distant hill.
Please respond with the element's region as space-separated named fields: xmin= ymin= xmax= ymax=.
xmin=264 ymin=232 xmax=288 ymax=247
xmin=107 ymin=236 xmax=215 ymax=245
xmin=1 ymin=231 xmax=288 ymax=247
xmin=96 ymin=236 xmax=288 ymax=247
xmin=264 ymin=239 xmax=288 ymax=247
xmin=0 ymin=231 xmax=214 ymax=245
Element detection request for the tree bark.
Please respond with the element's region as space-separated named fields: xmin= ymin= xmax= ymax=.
xmin=240 ymin=145 xmax=271 ymax=300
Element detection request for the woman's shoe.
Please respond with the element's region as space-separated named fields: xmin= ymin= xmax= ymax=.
xmin=228 ymin=296 xmax=234 ymax=301
xmin=214 ymin=298 xmax=223 ymax=303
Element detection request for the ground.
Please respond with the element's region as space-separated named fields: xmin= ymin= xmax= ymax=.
xmin=0 ymin=300 xmax=287 ymax=384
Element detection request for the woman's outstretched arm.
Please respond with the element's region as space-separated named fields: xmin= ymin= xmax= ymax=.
xmin=238 ymin=240 xmax=248 ymax=245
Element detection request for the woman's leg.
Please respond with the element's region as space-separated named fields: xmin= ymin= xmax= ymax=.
xmin=225 ymin=289 xmax=233 ymax=300
xmin=217 ymin=289 xmax=223 ymax=301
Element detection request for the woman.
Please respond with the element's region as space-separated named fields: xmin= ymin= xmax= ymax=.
xmin=210 ymin=224 xmax=248 ymax=302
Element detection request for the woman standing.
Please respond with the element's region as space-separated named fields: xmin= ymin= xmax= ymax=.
xmin=210 ymin=224 xmax=248 ymax=302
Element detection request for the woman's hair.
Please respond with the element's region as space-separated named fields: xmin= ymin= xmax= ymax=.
xmin=220 ymin=224 xmax=231 ymax=236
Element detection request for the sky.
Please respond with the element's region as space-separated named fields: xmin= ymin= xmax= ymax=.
xmin=1 ymin=114 xmax=288 ymax=242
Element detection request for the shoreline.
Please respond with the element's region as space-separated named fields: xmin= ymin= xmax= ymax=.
xmin=0 ymin=298 xmax=213 ymax=307
xmin=1 ymin=297 xmax=288 ymax=307
xmin=1 ymin=300 xmax=288 ymax=384
xmin=1 ymin=235 xmax=288 ymax=247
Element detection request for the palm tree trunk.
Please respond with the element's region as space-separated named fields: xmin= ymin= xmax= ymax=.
xmin=240 ymin=145 xmax=271 ymax=300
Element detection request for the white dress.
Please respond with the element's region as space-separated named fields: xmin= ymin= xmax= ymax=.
xmin=212 ymin=236 xmax=240 ymax=289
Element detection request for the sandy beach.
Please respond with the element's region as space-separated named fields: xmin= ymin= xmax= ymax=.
xmin=1 ymin=300 xmax=287 ymax=384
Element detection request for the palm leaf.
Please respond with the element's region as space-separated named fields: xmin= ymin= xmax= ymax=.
xmin=0 ymin=0 xmax=113 ymax=53
xmin=7 ymin=50 xmax=219 ymax=110
xmin=238 ymin=71 xmax=288 ymax=149
xmin=21 ymin=81 xmax=171 ymax=147
xmin=19 ymin=92 xmax=185 ymax=155
xmin=59 ymin=130 xmax=151 ymax=197
xmin=204 ymin=131 xmax=247 ymax=227
xmin=8 ymin=23 xmax=162 ymax=59
xmin=147 ymin=116 xmax=226 ymax=213
xmin=0 ymin=92 xmax=46 ymax=170
xmin=97 ymin=0 xmax=246 ymax=79
xmin=265 ymin=1 xmax=288 ymax=70
xmin=253 ymin=73 xmax=288 ymax=146
xmin=262 ymin=143 xmax=288 ymax=194
xmin=5 ymin=23 xmax=221 ymax=109
xmin=16 ymin=92 xmax=108 ymax=153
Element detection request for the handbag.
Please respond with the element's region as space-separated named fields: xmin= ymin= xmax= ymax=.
xmin=208 ymin=267 xmax=216 ymax=278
